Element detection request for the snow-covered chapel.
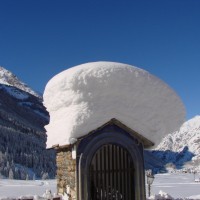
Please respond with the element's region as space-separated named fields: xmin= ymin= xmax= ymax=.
xmin=43 ymin=62 xmax=185 ymax=200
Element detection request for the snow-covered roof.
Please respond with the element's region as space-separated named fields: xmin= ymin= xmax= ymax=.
xmin=43 ymin=61 xmax=185 ymax=148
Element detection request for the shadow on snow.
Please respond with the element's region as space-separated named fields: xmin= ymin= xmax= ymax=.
xmin=144 ymin=146 xmax=195 ymax=174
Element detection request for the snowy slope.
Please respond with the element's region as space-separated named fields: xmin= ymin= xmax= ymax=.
xmin=154 ymin=116 xmax=200 ymax=169
xmin=44 ymin=61 xmax=185 ymax=148
xmin=0 ymin=66 xmax=40 ymax=99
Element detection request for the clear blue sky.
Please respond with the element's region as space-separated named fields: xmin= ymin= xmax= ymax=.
xmin=0 ymin=0 xmax=199 ymax=119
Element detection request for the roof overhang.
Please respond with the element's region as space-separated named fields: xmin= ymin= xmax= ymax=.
xmin=50 ymin=118 xmax=154 ymax=150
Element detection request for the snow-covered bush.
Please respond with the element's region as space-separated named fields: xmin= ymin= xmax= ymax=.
xmin=147 ymin=190 xmax=174 ymax=200
xmin=146 ymin=190 xmax=200 ymax=200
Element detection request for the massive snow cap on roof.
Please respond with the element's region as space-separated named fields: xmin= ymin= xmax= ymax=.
xmin=43 ymin=62 xmax=185 ymax=148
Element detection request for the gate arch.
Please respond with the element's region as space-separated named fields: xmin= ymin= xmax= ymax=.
xmin=77 ymin=122 xmax=146 ymax=200
xmin=90 ymin=143 xmax=134 ymax=200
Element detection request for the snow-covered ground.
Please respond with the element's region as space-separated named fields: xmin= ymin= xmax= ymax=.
xmin=151 ymin=173 xmax=200 ymax=199
xmin=1 ymin=173 xmax=200 ymax=199
xmin=0 ymin=179 xmax=56 ymax=198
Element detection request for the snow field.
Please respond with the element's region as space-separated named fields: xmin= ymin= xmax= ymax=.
xmin=150 ymin=173 xmax=200 ymax=199
xmin=0 ymin=180 xmax=57 ymax=199
xmin=1 ymin=173 xmax=200 ymax=199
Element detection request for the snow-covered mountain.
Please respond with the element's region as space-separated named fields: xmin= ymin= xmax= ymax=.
xmin=150 ymin=116 xmax=200 ymax=171
xmin=156 ymin=116 xmax=200 ymax=159
xmin=0 ymin=66 xmax=55 ymax=179
xmin=0 ymin=66 xmax=41 ymax=99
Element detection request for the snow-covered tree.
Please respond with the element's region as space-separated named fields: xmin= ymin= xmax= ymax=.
xmin=9 ymin=168 xmax=14 ymax=179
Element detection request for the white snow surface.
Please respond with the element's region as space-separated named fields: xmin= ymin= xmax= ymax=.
xmin=43 ymin=61 xmax=185 ymax=148
xmin=151 ymin=173 xmax=200 ymax=199
xmin=1 ymin=173 xmax=200 ymax=199
xmin=0 ymin=179 xmax=57 ymax=199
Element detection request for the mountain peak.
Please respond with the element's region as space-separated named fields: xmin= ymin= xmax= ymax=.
xmin=156 ymin=115 xmax=200 ymax=163
xmin=0 ymin=66 xmax=41 ymax=99
xmin=0 ymin=66 xmax=15 ymax=83
xmin=180 ymin=115 xmax=200 ymax=132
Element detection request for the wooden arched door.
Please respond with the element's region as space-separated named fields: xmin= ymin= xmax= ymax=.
xmin=89 ymin=144 xmax=135 ymax=200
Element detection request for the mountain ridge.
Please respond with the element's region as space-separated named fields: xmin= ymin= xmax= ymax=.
xmin=0 ymin=66 xmax=41 ymax=99
xmin=156 ymin=115 xmax=200 ymax=159
xmin=150 ymin=115 xmax=200 ymax=172
xmin=0 ymin=66 xmax=55 ymax=179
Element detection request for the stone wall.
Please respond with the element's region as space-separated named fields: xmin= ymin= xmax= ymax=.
xmin=56 ymin=147 xmax=76 ymax=200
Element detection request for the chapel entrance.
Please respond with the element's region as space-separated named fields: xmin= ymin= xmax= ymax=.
xmin=90 ymin=144 xmax=135 ymax=200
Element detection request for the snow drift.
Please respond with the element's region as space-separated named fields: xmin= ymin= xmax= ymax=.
xmin=43 ymin=61 xmax=185 ymax=148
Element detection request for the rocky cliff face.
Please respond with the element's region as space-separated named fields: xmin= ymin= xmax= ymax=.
xmin=148 ymin=116 xmax=200 ymax=172
xmin=0 ymin=66 xmax=55 ymax=179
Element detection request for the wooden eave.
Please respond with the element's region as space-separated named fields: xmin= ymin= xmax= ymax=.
xmin=48 ymin=143 xmax=73 ymax=151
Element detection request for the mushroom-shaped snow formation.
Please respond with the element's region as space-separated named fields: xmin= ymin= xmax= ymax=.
xmin=43 ymin=62 xmax=185 ymax=148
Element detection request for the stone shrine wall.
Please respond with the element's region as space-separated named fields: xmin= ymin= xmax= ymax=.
xmin=56 ymin=147 xmax=76 ymax=200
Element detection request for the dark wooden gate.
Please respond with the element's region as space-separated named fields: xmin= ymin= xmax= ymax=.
xmin=90 ymin=144 xmax=134 ymax=200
